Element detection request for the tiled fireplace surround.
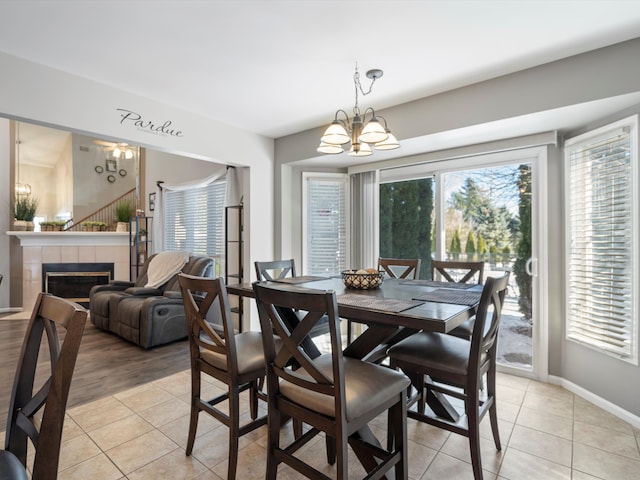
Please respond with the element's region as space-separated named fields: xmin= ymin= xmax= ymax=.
xmin=8 ymin=232 xmax=130 ymax=312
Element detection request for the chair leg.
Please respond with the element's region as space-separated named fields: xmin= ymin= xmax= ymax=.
xmin=266 ymin=406 xmax=281 ymax=480
xmin=486 ymin=369 xmax=501 ymax=450
xmin=249 ymin=379 xmax=259 ymax=420
xmin=228 ymin=384 xmax=240 ymax=480
xmin=185 ymin=371 xmax=200 ymax=456
xmin=467 ymin=390 xmax=483 ymax=480
xmin=390 ymin=392 xmax=408 ymax=480
xmin=325 ymin=435 xmax=336 ymax=465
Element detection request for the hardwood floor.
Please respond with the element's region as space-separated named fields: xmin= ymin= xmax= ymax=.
xmin=0 ymin=314 xmax=190 ymax=424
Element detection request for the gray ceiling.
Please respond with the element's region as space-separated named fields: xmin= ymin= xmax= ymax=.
xmin=2 ymin=1 xmax=640 ymax=163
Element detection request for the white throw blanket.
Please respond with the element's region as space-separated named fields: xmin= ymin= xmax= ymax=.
xmin=145 ymin=251 xmax=190 ymax=288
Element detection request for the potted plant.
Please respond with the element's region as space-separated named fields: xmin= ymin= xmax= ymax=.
xmin=138 ymin=228 xmax=147 ymax=242
xmin=114 ymin=200 xmax=132 ymax=232
xmin=51 ymin=220 xmax=67 ymax=231
xmin=40 ymin=221 xmax=53 ymax=231
xmin=14 ymin=195 xmax=39 ymax=231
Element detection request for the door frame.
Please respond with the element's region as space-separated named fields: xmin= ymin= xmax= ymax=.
xmin=379 ymin=145 xmax=549 ymax=381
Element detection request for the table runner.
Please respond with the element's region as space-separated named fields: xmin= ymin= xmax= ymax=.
xmin=412 ymin=289 xmax=482 ymax=306
xmin=271 ymin=276 xmax=329 ymax=284
xmin=337 ymin=294 xmax=424 ymax=313
xmin=399 ymin=279 xmax=474 ymax=289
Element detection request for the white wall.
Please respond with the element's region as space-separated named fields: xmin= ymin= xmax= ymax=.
xmin=0 ymin=51 xmax=275 ymax=328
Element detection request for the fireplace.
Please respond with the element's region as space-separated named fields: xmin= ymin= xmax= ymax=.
xmin=42 ymin=263 xmax=114 ymax=306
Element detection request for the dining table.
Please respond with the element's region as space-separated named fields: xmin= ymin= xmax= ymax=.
xmin=226 ymin=275 xmax=482 ymax=478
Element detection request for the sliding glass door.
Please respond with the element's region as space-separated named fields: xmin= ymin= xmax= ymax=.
xmin=379 ymin=147 xmax=547 ymax=377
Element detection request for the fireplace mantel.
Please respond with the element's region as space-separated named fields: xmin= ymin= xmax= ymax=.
xmin=7 ymin=231 xmax=131 ymax=312
xmin=7 ymin=231 xmax=129 ymax=247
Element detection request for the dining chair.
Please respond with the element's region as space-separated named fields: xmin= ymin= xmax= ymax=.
xmin=378 ymin=257 xmax=422 ymax=280
xmin=255 ymin=259 xmax=329 ymax=356
xmin=1 ymin=293 xmax=87 ymax=480
xmin=431 ymin=260 xmax=485 ymax=339
xmin=178 ymin=273 xmax=268 ymax=480
xmin=253 ymin=282 xmax=410 ymax=480
xmin=387 ymin=273 xmax=510 ymax=480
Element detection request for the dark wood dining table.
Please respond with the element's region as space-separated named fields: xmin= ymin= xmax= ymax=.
xmin=226 ymin=276 xmax=481 ymax=479
xmin=226 ymin=276 xmax=479 ymax=360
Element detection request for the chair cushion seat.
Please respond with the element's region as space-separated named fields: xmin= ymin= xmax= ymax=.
xmin=388 ymin=332 xmax=486 ymax=377
xmin=280 ymin=354 xmax=410 ymax=421
xmin=0 ymin=450 xmax=28 ymax=480
xmin=201 ymin=331 xmax=266 ymax=375
xmin=448 ymin=318 xmax=474 ymax=339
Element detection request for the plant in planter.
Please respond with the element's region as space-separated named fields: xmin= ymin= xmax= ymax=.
xmin=114 ymin=200 xmax=133 ymax=232
xmin=51 ymin=220 xmax=67 ymax=231
xmin=138 ymin=228 xmax=147 ymax=242
xmin=14 ymin=195 xmax=39 ymax=231
xmin=40 ymin=221 xmax=53 ymax=231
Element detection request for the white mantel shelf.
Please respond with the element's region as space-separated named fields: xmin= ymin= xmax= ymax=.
xmin=6 ymin=231 xmax=130 ymax=247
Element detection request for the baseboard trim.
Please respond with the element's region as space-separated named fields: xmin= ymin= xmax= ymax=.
xmin=549 ymin=374 xmax=640 ymax=429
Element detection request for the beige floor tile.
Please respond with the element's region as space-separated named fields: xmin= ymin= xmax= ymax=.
xmin=106 ymin=429 xmax=178 ymax=474
xmin=496 ymin=372 xmax=530 ymax=391
xmin=189 ymin=421 xmax=253 ymax=469
xmin=114 ymin=383 xmax=178 ymax=412
xmin=58 ymin=433 xmax=102 ymax=472
xmin=58 ymin=452 xmax=124 ymax=480
xmin=570 ymin=471 xmax=603 ymax=480
xmin=574 ymin=420 xmax=640 ymax=460
xmin=406 ymin=439 xmax=438 ymax=479
xmin=420 ymin=452 xmax=496 ymax=480
xmin=515 ymin=406 xmax=573 ymax=440
xmin=405 ymin=418 xmax=451 ymax=450
xmin=573 ymin=442 xmax=640 ymax=480
xmin=521 ymin=391 xmax=574 ymax=419
xmin=496 ymin=399 xmax=520 ymax=424
xmin=68 ymin=397 xmax=135 ymax=432
xmin=574 ymin=396 xmax=635 ymax=435
xmin=525 ymin=380 xmax=574 ymax=401
xmin=137 ymin=396 xmax=191 ymax=428
xmin=440 ymin=432 xmax=504 ymax=474
xmin=157 ymin=412 xmax=223 ymax=449
xmin=211 ymin=441 xmax=267 ymax=480
xmin=152 ymin=371 xmax=192 ymax=396
xmin=61 ymin=416 xmax=85 ymax=443
xmin=496 ymin=384 xmax=527 ymax=406
xmin=498 ymin=447 xmax=571 ymax=479
xmin=508 ymin=425 xmax=572 ymax=467
xmin=127 ymin=447 xmax=209 ymax=480
xmin=87 ymin=413 xmax=155 ymax=451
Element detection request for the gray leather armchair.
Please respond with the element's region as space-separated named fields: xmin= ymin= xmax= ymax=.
xmin=89 ymin=254 xmax=215 ymax=348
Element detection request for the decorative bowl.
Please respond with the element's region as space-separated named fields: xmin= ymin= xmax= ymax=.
xmin=341 ymin=270 xmax=384 ymax=290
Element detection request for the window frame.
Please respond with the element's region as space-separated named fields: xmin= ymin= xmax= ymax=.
xmin=564 ymin=115 xmax=639 ymax=365
xmin=301 ymin=172 xmax=350 ymax=276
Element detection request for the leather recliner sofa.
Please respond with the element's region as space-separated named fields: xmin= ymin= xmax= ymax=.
xmin=89 ymin=253 xmax=215 ymax=348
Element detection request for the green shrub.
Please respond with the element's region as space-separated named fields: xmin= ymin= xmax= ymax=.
xmin=14 ymin=195 xmax=38 ymax=221
xmin=114 ymin=200 xmax=133 ymax=222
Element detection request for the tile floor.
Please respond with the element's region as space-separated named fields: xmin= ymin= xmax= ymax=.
xmin=9 ymin=371 xmax=640 ymax=479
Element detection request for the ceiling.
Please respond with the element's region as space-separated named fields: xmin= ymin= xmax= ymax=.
xmin=3 ymin=1 xmax=640 ymax=165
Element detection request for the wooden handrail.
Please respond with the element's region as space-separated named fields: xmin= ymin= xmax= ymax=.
xmin=65 ymin=189 xmax=137 ymax=231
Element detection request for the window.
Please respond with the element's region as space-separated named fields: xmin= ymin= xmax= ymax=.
xmin=302 ymin=173 xmax=349 ymax=275
xmin=163 ymin=180 xmax=226 ymax=257
xmin=565 ymin=116 xmax=638 ymax=364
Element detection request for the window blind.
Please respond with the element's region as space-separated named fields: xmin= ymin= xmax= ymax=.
xmin=163 ymin=180 xmax=226 ymax=257
xmin=303 ymin=174 xmax=349 ymax=275
xmin=565 ymin=119 xmax=637 ymax=363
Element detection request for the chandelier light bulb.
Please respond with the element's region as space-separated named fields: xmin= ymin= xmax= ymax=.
xmin=348 ymin=142 xmax=372 ymax=157
xmin=125 ymin=148 xmax=134 ymax=159
xmin=317 ymin=142 xmax=344 ymax=154
xmin=113 ymin=147 xmax=121 ymax=158
xmin=359 ymin=118 xmax=388 ymax=144
xmin=321 ymin=121 xmax=350 ymax=145
xmin=374 ymin=131 xmax=400 ymax=150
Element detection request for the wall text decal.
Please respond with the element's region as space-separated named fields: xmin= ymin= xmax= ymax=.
xmin=116 ymin=109 xmax=184 ymax=138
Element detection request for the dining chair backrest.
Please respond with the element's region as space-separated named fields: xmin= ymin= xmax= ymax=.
xmin=178 ymin=274 xmax=237 ymax=372
xmin=3 ymin=293 xmax=87 ymax=480
xmin=431 ymin=260 xmax=484 ymax=284
xmin=378 ymin=257 xmax=422 ymax=279
xmin=471 ymin=273 xmax=510 ymax=372
xmin=253 ymin=283 xmax=344 ymax=412
xmin=255 ymin=259 xmax=296 ymax=281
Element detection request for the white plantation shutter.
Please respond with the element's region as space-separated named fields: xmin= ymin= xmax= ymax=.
xmin=565 ymin=116 xmax=638 ymax=364
xmin=302 ymin=173 xmax=349 ymax=275
xmin=163 ymin=180 xmax=226 ymax=256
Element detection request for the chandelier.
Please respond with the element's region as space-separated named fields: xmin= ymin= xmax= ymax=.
xmin=318 ymin=64 xmax=400 ymax=157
